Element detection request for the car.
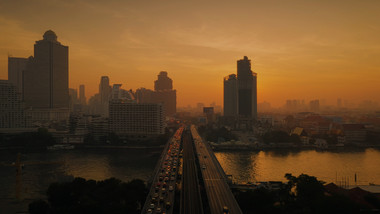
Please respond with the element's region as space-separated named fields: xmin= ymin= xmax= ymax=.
xmin=156 ymin=207 xmax=162 ymax=213
xmin=165 ymin=202 xmax=171 ymax=209
xmin=159 ymin=176 xmax=163 ymax=181
xmin=153 ymin=193 xmax=159 ymax=198
xmin=171 ymin=176 xmax=175 ymax=181
xmin=156 ymin=182 xmax=161 ymax=187
xmin=155 ymin=187 xmax=159 ymax=192
xmin=202 ymin=165 xmax=206 ymax=170
xmin=162 ymin=182 xmax=167 ymax=187
xmin=223 ymin=206 xmax=229 ymax=214
xmin=149 ymin=203 xmax=155 ymax=209
xmin=146 ymin=208 xmax=153 ymax=214
xmin=169 ymin=185 xmax=174 ymax=191
xmin=159 ymin=196 xmax=164 ymax=203
xmin=162 ymin=188 xmax=166 ymax=192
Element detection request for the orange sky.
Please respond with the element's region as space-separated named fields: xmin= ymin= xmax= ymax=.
xmin=1 ymin=0 xmax=380 ymax=107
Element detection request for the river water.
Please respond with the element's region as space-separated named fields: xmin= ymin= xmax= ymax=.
xmin=215 ymin=148 xmax=380 ymax=185
xmin=1 ymin=148 xmax=379 ymax=213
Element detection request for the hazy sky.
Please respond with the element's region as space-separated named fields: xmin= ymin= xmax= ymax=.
xmin=1 ymin=0 xmax=380 ymax=107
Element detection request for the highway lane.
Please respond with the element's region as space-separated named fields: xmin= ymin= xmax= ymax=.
xmin=181 ymin=130 xmax=204 ymax=214
xmin=141 ymin=126 xmax=184 ymax=214
xmin=191 ymin=125 xmax=243 ymax=214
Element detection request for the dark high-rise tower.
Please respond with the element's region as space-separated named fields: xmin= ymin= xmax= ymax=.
xmin=23 ymin=30 xmax=69 ymax=109
xmin=79 ymin=84 xmax=86 ymax=105
xmin=237 ymin=56 xmax=257 ymax=119
xmin=223 ymin=56 xmax=257 ymax=119
xmin=8 ymin=57 xmax=27 ymax=95
xmin=154 ymin=71 xmax=173 ymax=91
xmin=223 ymin=74 xmax=237 ymax=116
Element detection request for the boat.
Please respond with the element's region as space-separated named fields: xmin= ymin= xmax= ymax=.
xmin=47 ymin=144 xmax=75 ymax=150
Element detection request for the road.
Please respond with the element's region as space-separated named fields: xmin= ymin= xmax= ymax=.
xmin=191 ymin=125 xmax=243 ymax=214
xmin=181 ymin=129 xmax=204 ymax=214
xmin=141 ymin=126 xmax=183 ymax=214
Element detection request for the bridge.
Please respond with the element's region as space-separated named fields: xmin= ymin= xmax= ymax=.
xmin=141 ymin=125 xmax=242 ymax=214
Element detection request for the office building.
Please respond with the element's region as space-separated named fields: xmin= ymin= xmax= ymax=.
xmin=79 ymin=85 xmax=86 ymax=105
xmin=23 ymin=30 xmax=69 ymax=109
xmin=223 ymin=56 xmax=257 ymax=119
xmin=135 ymin=72 xmax=177 ymax=117
xmin=237 ymin=56 xmax=257 ymax=118
xmin=0 ymin=80 xmax=26 ymax=128
xmin=109 ymin=101 xmax=165 ymax=138
xmin=154 ymin=71 xmax=172 ymax=91
xmin=8 ymin=57 xmax=27 ymax=94
xmin=223 ymin=74 xmax=237 ymax=116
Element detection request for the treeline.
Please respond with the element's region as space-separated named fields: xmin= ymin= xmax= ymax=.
xmin=197 ymin=125 xmax=238 ymax=143
xmin=234 ymin=173 xmax=380 ymax=214
xmin=29 ymin=177 xmax=148 ymax=214
xmin=0 ymin=128 xmax=55 ymax=146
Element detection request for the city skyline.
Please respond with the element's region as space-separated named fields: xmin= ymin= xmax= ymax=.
xmin=1 ymin=1 xmax=380 ymax=107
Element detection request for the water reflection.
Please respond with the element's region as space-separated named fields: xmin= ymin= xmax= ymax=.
xmin=215 ymin=148 xmax=380 ymax=185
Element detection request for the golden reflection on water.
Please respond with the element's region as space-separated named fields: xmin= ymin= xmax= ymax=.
xmin=215 ymin=149 xmax=380 ymax=185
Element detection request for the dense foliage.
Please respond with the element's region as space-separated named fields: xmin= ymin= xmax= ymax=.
xmin=263 ymin=131 xmax=300 ymax=144
xmin=0 ymin=128 xmax=55 ymax=146
xmin=235 ymin=173 xmax=379 ymax=214
xmin=29 ymin=177 xmax=148 ymax=214
xmin=197 ymin=125 xmax=237 ymax=142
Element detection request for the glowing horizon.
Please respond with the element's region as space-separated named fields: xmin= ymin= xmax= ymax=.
xmin=1 ymin=0 xmax=380 ymax=108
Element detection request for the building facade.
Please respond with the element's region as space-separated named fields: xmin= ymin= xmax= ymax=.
xmin=23 ymin=30 xmax=69 ymax=109
xmin=0 ymin=80 xmax=26 ymax=128
xmin=223 ymin=56 xmax=257 ymax=119
xmin=223 ymin=74 xmax=237 ymax=116
xmin=109 ymin=101 xmax=165 ymax=138
xmin=8 ymin=57 xmax=27 ymax=95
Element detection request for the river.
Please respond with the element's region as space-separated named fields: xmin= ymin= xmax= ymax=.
xmin=1 ymin=148 xmax=379 ymax=213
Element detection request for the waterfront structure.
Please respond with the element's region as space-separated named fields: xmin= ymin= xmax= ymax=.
xmin=8 ymin=57 xmax=27 ymax=94
xmin=223 ymin=74 xmax=237 ymax=116
xmin=0 ymin=80 xmax=26 ymax=128
xmin=109 ymin=100 xmax=165 ymax=139
xmin=223 ymin=56 xmax=257 ymax=119
xmin=23 ymin=30 xmax=69 ymax=109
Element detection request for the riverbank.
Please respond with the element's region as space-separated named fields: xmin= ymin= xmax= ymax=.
xmin=211 ymin=143 xmax=380 ymax=151
xmin=0 ymin=144 xmax=165 ymax=150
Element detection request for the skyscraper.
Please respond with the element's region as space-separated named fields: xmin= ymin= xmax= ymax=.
xmin=23 ymin=30 xmax=69 ymax=109
xmin=223 ymin=74 xmax=237 ymax=116
xmin=99 ymin=76 xmax=111 ymax=116
xmin=154 ymin=71 xmax=172 ymax=91
xmin=79 ymin=84 xmax=86 ymax=105
xmin=8 ymin=57 xmax=27 ymax=95
xmin=223 ymin=56 xmax=257 ymax=119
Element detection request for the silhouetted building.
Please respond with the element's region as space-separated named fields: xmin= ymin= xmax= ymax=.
xmin=69 ymin=88 xmax=78 ymax=111
xmin=203 ymin=107 xmax=215 ymax=123
xmin=309 ymin=99 xmax=320 ymax=112
xmin=23 ymin=30 xmax=69 ymax=110
xmin=154 ymin=71 xmax=172 ymax=91
xmin=79 ymin=85 xmax=86 ymax=105
xmin=8 ymin=57 xmax=27 ymax=95
xmin=0 ymin=80 xmax=26 ymax=128
xmin=237 ymin=56 xmax=257 ymax=119
xmin=223 ymin=56 xmax=257 ymax=119
xmin=136 ymin=72 xmax=176 ymax=117
xmin=223 ymin=74 xmax=237 ymax=116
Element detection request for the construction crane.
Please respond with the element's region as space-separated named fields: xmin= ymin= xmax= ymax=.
xmin=0 ymin=153 xmax=63 ymax=200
